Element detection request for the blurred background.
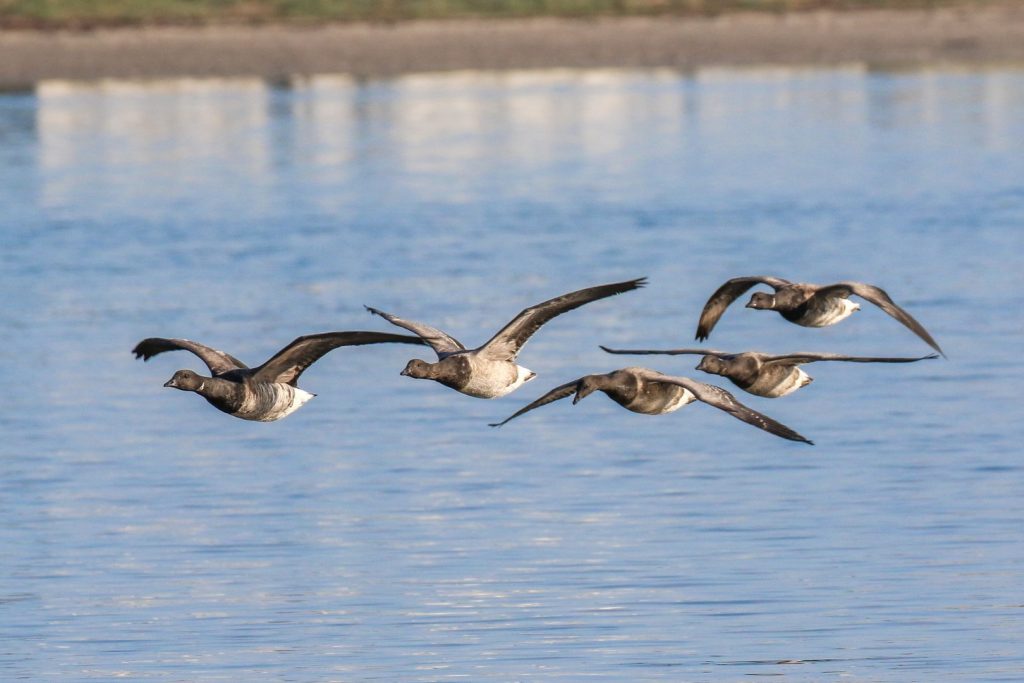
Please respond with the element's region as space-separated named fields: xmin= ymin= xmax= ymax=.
xmin=0 ymin=1 xmax=1010 ymax=26
xmin=2 ymin=2 xmax=1023 ymax=681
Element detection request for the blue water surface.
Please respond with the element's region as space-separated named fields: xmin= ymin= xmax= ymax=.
xmin=1 ymin=66 xmax=1023 ymax=681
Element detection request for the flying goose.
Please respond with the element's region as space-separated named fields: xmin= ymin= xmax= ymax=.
xmin=366 ymin=278 xmax=646 ymax=399
xmin=489 ymin=366 xmax=813 ymax=444
xmin=694 ymin=276 xmax=944 ymax=356
xmin=133 ymin=331 xmax=426 ymax=421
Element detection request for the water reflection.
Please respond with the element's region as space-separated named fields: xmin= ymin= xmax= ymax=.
xmin=0 ymin=92 xmax=36 ymax=144
xmin=36 ymin=78 xmax=273 ymax=216
xmin=30 ymin=67 xmax=1024 ymax=223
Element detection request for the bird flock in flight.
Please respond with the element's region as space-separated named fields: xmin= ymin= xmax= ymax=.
xmin=134 ymin=275 xmax=943 ymax=445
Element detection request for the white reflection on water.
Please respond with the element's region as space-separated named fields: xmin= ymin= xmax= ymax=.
xmin=37 ymin=78 xmax=273 ymax=215
xmin=32 ymin=67 xmax=1024 ymax=221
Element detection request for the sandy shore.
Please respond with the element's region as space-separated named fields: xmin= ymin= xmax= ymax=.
xmin=3 ymin=5 xmax=1024 ymax=89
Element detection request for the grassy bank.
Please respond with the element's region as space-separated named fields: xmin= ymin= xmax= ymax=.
xmin=0 ymin=0 xmax=997 ymax=29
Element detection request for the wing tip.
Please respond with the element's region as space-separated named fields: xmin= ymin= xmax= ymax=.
xmin=131 ymin=341 xmax=151 ymax=361
xmin=605 ymin=276 xmax=647 ymax=295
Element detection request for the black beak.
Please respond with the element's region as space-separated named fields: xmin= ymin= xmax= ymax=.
xmin=399 ymin=368 xmax=409 ymax=377
xmin=163 ymin=378 xmax=177 ymax=388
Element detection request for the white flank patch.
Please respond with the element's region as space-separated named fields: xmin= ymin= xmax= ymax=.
xmin=750 ymin=367 xmax=813 ymax=397
xmin=460 ymin=361 xmax=537 ymax=398
xmin=778 ymin=367 xmax=812 ymax=397
xmin=260 ymin=386 xmax=316 ymax=422
xmin=660 ymin=388 xmax=696 ymax=414
xmin=495 ymin=365 xmax=536 ymax=398
xmin=803 ymin=298 xmax=861 ymax=327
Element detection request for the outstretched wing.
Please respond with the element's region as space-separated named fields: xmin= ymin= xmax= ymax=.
xmin=642 ymin=370 xmax=813 ymax=444
xmin=762 ymin=351 xmax=940 ymax=367
xmin=488 ymin=378 xmax=581 ymax=427
xmin=600 ymin=345 xmax=730 ymax=357
xmin=816 ymin=282 xmax=945 ymax=357
xmin=478 ymin=278 xmax=646 ymax=361
xmin=365 ymin=306 xmax=465 ymax=358
xmin=695 ymin=276 xmax=791 ymax=341
xmin=132 ymin=337 xmax=247 ymax=375
xmin=252 ymin=331 xmax=429 ymax=385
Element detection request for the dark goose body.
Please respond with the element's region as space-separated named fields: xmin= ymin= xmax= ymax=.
xmin=591 ymin=368 xmax=694 ymax=414
xmin=708 ymin=357 xmax=813 ymax=398
xmin=778 ymin=295 xmax=860 ymax=328
xmin=191 ymin=372 xmax=315 ymax=422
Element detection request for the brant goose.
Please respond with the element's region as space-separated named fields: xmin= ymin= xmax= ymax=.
xmin=601 ymin=346 xmax=939 ymax=398
xmin=489 ymin=366 xmax=812 ymax=444
xmin=366 ymin=278 xmax=646 ymax=399
xmin=133 ymin=331 xmax=426 ymax=421
xmin=695 ymin=276 xmax=944 ymax=356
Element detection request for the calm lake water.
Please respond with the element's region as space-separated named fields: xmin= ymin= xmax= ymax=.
xmin=2 ymin=66 xmax=1023 ymax=681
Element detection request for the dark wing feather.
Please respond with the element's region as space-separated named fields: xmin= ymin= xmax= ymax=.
xmin=600 ymin=345 xmax=730 ymax=357
xmin=643 ymin=371 xmax=813 ymax=444
xmin=695 ymin=276 xmax=791 ymax=341
xmin=816 ymin=282 xmax=945 ymax=357
xmin=365 ymin=306 xmax=465 ymax=358
xmin=478 ymin=278 xmax=646 ymax=361
xmin=762 ymin=351 xmax=940 ymax=367
xmin=252 ymin=331 xmax=428 ymax=385
xmin=488 ymin=378 xmax=581 ymax=427
xmin=132 ymin=337 xmax=247 ymax=375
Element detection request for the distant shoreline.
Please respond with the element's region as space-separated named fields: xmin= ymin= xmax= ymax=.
xmin=3 ymin=6 xmax=1024 ymax=90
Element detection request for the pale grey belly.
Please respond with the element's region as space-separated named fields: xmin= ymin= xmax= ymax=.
xmin=460 ymin=359 xmax=532 ymax=399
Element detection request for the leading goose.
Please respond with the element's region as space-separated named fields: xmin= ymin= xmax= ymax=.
xmin=601 ymin=346 xmax=939 ymax=398
xmin=489 ymin=366 xmax=812 ymax=444
xmin=694 ymin=276 xmax=945 ymax=356
xmin=366 ymin=278 xmax=646 ymax=399
xmin=133 ymin=331 xmax=426 ymax=421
